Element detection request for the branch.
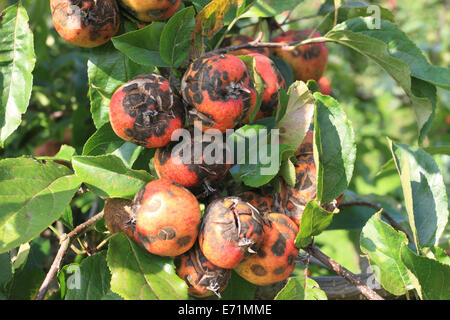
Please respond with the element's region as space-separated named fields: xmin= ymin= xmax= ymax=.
xmin=35 ymin=211 xmax=105 ymax=300
xmin=254 ymin=273 xmax=396 ymax=300
xmin=280 ymin=13 xmax=322 ymax=26
xmin=208 ymin=36 xmax=328 ymax=56
xmin=296 ymin=252 xmax=331 ymax=270
xmin=311 ymin=274 xmax=395 ymax=300
xmin=303 ymin=244 xmax=384 ymax=300
xmin=339 ymin=200 xmax=413 ymax=243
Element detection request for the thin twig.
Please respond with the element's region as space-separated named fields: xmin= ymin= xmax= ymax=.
xmin=296 ymin=252 xmax=331 ymax=270
xmin=303 ymin=244 xmax=384 ymax=300
xmin=304 ymin=251 xmax=311 ymax=283
xmin=67 ymin=210 xmax=104 ymax=239
xmin=311 ymin=274 xmax=394 ymax=300
xmin=334 ymin=2 xmax=339 ymax=27
xmin=95 ymin=234 xmax=114 ymax=252
xmin=213 ymin=14 xmax=242 ymax=50
xmin=208 ymin=36 xmax=328 ymax=56
xmin=280 ymin=13 xmax=322 ymax=26
xmin=77 ymin=238 xmax=90 ymax=256
xmin=268 ymin=17 xmax=285 ymax=34
xmin=339 ymin=200 xmax=413 ymax=243
xmin=35 ymin=236 xmax=70 ymax=300
xmin=47 ymin=224 xmax=86 ymax=255
xmin=35 ymin=211 xmax=105 ymax=300
xmin=280 ymin=10 xmax=294 ymax=26
xmin=307 ymin=11 xmax=333 ymax=40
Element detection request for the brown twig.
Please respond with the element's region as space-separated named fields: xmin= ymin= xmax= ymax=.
xmin=267 ymin=17 xmax=285 ymax=34
xmin=296 ymin=252 xmax=331 ymax=270
xmin=339 ymin=200 xmax=413 ymax=243
xmin=280 ymin=13 xmax=322 ymax=26
xmin=208 ymin=36 xmax=327 ymax=56
xmin=254 ymin=274 xmax=396 ymax=300
xmin=303 ymin=244 xmax=384 ymax=300
xmin=311 ymin=274 xmax=395 ymax=300
xmin=280 ymin=10 xmax=294 ymax=26
xmin=35 ymin=211 xmax=105 ymax=300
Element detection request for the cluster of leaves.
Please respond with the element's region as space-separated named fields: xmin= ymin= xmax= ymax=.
xmin=0 ymin=0 xmax=449 ymax=300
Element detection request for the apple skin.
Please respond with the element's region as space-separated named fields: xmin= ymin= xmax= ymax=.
xmin=318 ymin=76 xmax=332 ymax=95
xmin=272 ymin=30 xmax=328 ymax=82
xmin=118 ymin=0 xmax=181 ymax=22
xmin=50 ymin=0 xmax=120 ymax=48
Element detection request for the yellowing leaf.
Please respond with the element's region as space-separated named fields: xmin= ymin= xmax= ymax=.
xmin=190 ymin=0 xmax=243 ymax=58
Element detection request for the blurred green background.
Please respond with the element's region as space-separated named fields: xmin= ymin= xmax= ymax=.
xmin=0 ymin=0 xmax=448 ymax=277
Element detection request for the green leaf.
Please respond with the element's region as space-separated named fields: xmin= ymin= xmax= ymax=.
xmin=312 ymin=229 xmax=363 ymax=274
xmin=87 ymin=42 xmax=155 ymax=128
xmin=0 ymin=158 xmax=81 ymax=253
xmin=160 ymin=7 xmax=196 ymax=67
xmin=7 ymin=261 xmax=44 ymax=299
xmin=276 ymin=81 xmax=315 ymax=152
xmin=112 ymin=22 xmax=169 ymax=67
xmin=275 ymin=276 xmax=327 ymax=300
xmin=274 ymin=87 xmax=289 ymax=123
xmin=401 ymin=243 xmax=450 ymax=300
xmin=0 ymin=0 xmax=7 ymax=11
xmin=241 ymin=0 xmax=302 ymax=18
xmin=334 ymin=19 xmax=449 ymax=89
xmin=317 ymin=0 xmax=395 ymax=34
xmin=57 ymin=263 xmax=78 ymax=299
xmin=54 ymin=145 xmax=76 ymax=162
xmin=72 ymin=155 xmax=153 ymax=199
xmin=377 ymin=146 xmax=450 ymax=177
xmin=314 ymin=93 xmax=356 ymax=204
xmin=235 ymin=142 xmax=295 ymax=188
xmin=389 ymin=140 xmax=449 ymax=249
xmin=230 ymin=124 xmax=295 ymax=187
xmin=238 ymin=55 xmax=264 ymax=123
xmin=271 ymin=56 xmax=294 ymax=88
xmin=36 ymin=145 xmax=77 ymax=165
xmin=221 ymin=270 xmax=257 ymax=300
xmin=360 ymin=212 xmax=416 ymax=296
xmin=7 ymin=237 xmax=50 ymax=299
xmin=132 ymin=148 xmax=157 ymax=172
xmin=279 ymin=158 xmax=296 ymax=187
xmin=422 ymin=146 xmax=450 ymax=156
xmin=411 ymin=77 xmax=437 ymax=144
xmin=306 ymin=79 xmax=319 ymax=93
xmin=325 ymin=18 xmax=443 ymax=141
xmin=345 ymin=1 xmax=395 ymax=22
xmin=64 ymin=251 xmax=113 ymax=300
xmin=192 ymin=0 xmax=211 ymax=12
xmin=295 ymin=200 xmax=338 ymax=248
xmin=83 ymin=122 xmax=143 ymax=168
xmin=107 ymin=233 xmax=188 ymax=300
xmin=95 ymin=217 xmax=108 ymax=233
xmin=191 ymin=0 xmax=243 ymax=58
xmin=12 ymin=243 xmax=30 ymax=270
xmin=328 ymin=204 xmax=374 ymax=231
xmin=0 ymin=253 xmax=12 ymax=297
xmin=101 ymin=290 xmax=123 ymax=300
xmin=20 ymin=237 xmax=50 ymax=270
xmin=0 ymin=2 xmax=36 ymax=146
xmin=60 ymin=205 xmax=73 ymax=230
xmin=422 ymin=246 xmax=450 ymax=266
xmin=329 ymin=193 xmax=406 ymax=231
